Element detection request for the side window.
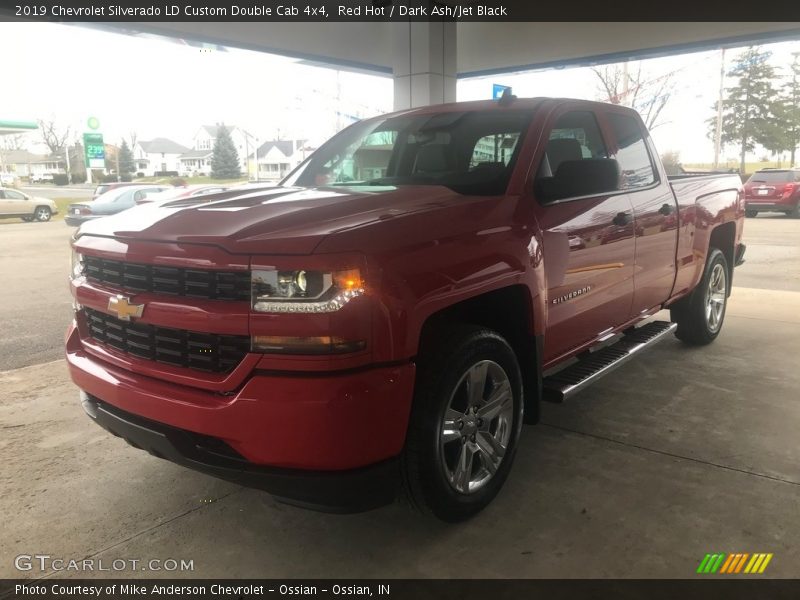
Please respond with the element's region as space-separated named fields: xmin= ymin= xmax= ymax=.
xmin=470 ymin=133 xmax=520 ymax=169
xmin=5 ymin=190 xmax=25 ymax=200
xmin=535 ymin=111 xmax=617 ymax=202
xmin=608 ymin=113 xmax=656 ymax=189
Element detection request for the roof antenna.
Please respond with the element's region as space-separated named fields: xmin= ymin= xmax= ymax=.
xmin=498 ymin=87 xmax=516 ymax=105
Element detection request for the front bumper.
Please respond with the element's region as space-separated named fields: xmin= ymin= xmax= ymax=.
xmin=66 ymin=324 xmax=416 ymax=511
xmin=82 ymin=392 xmax=400 ymax=512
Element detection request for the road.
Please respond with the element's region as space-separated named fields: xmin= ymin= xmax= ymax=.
xmin=1 ymin=215 xmax=797 ymax=371
xmin=18 ymin=184 xmax=93 ymax=200
xmin=0 ymin=221 xmax=74 ymax=370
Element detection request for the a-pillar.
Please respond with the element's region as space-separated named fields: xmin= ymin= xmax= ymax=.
xmin=392 ymin=21 xmax=457 ymax=110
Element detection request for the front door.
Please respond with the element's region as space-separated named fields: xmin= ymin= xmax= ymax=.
xmin=532 ymin=107 xmax=636 ymax=364
xmin=604 ymin=110 xmax=679 ymax=315
xmin=0 ymin=189 xmax=29 ymax=215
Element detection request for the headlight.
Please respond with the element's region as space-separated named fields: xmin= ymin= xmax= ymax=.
xmin=70 ymin=249 xmax=84 ymax=280
xmin=251 ymin=268 xmax=364 ymax=313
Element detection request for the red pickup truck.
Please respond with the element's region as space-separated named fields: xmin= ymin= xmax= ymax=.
xmin=66 ymin=97 xmax=744 ymax=521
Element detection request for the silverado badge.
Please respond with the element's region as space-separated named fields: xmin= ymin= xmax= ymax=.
xmin=552 ymin=285 xmax=592 ymax=305
xmin=108 ymin=295 xmax=144 ymax=321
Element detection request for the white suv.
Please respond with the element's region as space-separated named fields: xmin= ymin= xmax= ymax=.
xmin=0 ymin=187 xmax=59 ymax=221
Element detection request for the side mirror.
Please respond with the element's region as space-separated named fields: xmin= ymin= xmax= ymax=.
xmin=536 ymin=158 xmax=620 ymax=202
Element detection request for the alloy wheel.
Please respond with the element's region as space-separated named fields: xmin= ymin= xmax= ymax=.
xmin=439 ymin=360 xmax=514 ymax=494
xmin=705 ymin=263 xmax=726 ymax=332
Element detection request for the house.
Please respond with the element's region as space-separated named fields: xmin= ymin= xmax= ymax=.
xmin=0 ymin=149 xmax=66 ymax=179
xmin=133 ymin=138 xmax=190 ymax=177
xmin=253 ymin=139 xmax=311 ymax=182
xmin=180 ymin=125 xmax=255 ymax=177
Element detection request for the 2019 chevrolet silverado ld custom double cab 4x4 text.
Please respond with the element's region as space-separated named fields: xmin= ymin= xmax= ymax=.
xmin=66 ymin=97 xmax=745 ymax=521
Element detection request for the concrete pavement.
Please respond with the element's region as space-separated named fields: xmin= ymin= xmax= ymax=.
xmin=0 ymin=221 xmax=74 ymax=370
xmin=0 ymin=290 xmax=797 ymax=578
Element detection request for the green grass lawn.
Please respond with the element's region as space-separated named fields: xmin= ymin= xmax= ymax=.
xmin=53 ymin=197 xmax=82 ymax=220
xmin=683 ymin=161 xmax=795 ymax=173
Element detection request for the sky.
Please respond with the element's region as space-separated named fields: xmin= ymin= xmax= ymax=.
xmin=459 ymin=42 xmax=800 ymax=165
xmin=1 ymin=22 xmax=799 ymax=165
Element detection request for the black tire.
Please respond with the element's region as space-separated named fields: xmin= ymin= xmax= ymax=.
xmin=670 ymin=248 xmax=729 ymax=346
xmin=787 ymin=203 xmax=800 ymax=218
xmin=34 ymin=206 xmax=51 ymax=222
xmin=745 ymin=209 xmax=757 ymax=218
xmin=401 ymin=325 xmax=524 ymax=522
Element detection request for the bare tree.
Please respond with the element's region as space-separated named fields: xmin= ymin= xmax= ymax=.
xmin=0 ymin=134 xmax=27 ymax=151
xmin=38 ymin=119 xmax=71 ymax=154
xmin=592 ymin=62 xmax=675 ymax=130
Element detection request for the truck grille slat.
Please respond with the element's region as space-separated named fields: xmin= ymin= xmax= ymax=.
xmin=83 ymin=308 xmax=249 ymax=374
xmin=83 ymin=256 xmax=250 ymax=301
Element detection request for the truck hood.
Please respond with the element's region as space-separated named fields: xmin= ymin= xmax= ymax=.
xmin=76 ymin=185 xmax=495 ymax=255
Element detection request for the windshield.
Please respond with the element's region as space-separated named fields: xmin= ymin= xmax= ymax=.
xmin=283 ymin=109 xmax=534 ymax=195
xmin=749 ymin=171 xmax=793 ymax=184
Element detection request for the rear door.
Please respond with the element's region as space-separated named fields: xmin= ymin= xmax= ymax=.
xmin=532 ymin=106 xmax=636 ymax=364
xmin=604 ymin=110 xmax=678 ymax=315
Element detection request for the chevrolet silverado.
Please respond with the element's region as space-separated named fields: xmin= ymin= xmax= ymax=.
xmin=66 ymin=97 xmax=745 ymax=521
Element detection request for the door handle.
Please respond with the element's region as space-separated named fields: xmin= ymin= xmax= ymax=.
xmin=659 ymin=203 xmax=674 ymax=216
xmin=612 ymin=212 xmax=631 ymax=226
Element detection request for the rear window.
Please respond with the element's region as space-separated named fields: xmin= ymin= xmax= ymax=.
xmin=749 ymin=171 xmax=793 ymax=184
xmin=95 ymin=185 xmax=109 ymax=195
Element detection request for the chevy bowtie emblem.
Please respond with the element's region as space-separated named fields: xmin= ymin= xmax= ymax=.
xmin=108 ymin=295 xmax=145 ymax=321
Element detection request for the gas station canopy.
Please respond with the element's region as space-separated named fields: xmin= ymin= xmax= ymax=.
xmin=0 ymin=120 xmax=38 ymax=135
xmin=118 ymin=21 xmax=800 ymax=109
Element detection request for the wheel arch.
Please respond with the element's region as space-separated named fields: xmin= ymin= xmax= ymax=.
xmin=709 ymin=221 xmax=736 ymax=295
xmin=415 ymin=285 xmax=541 ymax=424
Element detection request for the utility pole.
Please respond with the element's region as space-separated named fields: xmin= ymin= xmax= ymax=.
xmin=792 ymin=52 xmax=800 ymax=167
xmin=244 ymin=130 xmax=250 ymax=180
xmin=254 ymin=136 xmax=259 ymax=181
xmin=64 ymin=141 xmax=71 ymax=182
xmin=622 ymin=60 xmax=630 ymax=104
xmin=714 ymin=48 xmax=726 ymax=169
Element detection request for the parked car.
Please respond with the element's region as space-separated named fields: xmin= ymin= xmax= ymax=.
xmin=65 ymin=185 xmax=170 ymax=226
xmin=743 ymin=168 xmax=800 ymax=218
xmin=92 ymin=181 xmax=141 ymax=200
xmin=0 ymin=173 xmax=16 ymax=186
xmin=66 ymin=97 xmax=745 ymax=520
xmin=0 ymin=187 xmax=58 ymax=221
xmin=134 ymin=184 xmax=230 ymax=205
xmin=30 ymin=173 xmax=55 ymax=184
